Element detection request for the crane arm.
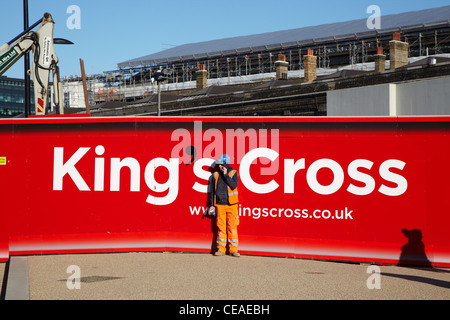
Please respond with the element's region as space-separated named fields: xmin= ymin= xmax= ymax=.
xmin=0 ymin=35 xmax=35 ymax=76
xmin=0 ymin=13 xmax=63 ymax=115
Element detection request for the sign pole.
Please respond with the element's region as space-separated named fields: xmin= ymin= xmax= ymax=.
xmin=23 ymin=0 xmax=30 ymax=117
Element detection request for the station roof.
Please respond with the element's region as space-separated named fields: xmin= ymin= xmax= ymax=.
xmin=118 ymin=5 xmax=450 ymax=68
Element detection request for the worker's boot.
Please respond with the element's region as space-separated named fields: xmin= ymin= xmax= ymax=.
xmin=214 ymin=250 xmax=225 ymax=256
xmin=230 ymin=252 xmax=240 ymax=257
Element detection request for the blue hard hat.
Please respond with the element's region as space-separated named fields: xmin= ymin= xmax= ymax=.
xmin=217 ymin=154 xmax=231 ymax=165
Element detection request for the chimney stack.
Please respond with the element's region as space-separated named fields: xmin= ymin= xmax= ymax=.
xmin=389 ymin=32 xmax=409 ymax=70
xmin=303 ymin=49 xmax=317 ymax=82
xmin=275 ymin=54 xmax=289 ymax=80
xmin=374 ymin=47 xmax=386 ymax=73
xmin=196 ymin=64 xmax=207 ymax=90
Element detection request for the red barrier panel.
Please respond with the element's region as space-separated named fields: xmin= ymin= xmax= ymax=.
xmin=0 ymin=116 xmax=449 ymax=266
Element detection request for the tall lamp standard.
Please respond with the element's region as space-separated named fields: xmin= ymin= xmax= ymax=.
xmin=23 ymin=0 xmax=30 ymax=117
xmin=152 ymin=69 xmax=167 ymax=117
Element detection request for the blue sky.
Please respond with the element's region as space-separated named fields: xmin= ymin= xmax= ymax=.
xmin=1 ymin=0 xmax=449 ymax=79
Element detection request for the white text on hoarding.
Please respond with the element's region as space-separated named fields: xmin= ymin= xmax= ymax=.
xmin=53 ymin=146 xmax=407 ymax=205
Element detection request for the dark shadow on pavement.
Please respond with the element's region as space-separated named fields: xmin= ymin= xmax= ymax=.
xmin=381 ymin=272 xmax=450 ymax=290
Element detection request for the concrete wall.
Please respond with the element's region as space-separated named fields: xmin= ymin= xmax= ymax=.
xmin=327 ymin=84 xmax=394 ymax=116
xmin=396 ymin=76 xmax=450 ymax=115
xmin=327 ymin=75 xmax=450 ymax=116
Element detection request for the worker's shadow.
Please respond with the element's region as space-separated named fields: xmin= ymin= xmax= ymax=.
xmin=201 ymin=162 xmax=219 ymax=254
xmin=398 ymin=228 xmax=432 ymax=267
xmin=380 ymin=228 xmax=450 ymax=289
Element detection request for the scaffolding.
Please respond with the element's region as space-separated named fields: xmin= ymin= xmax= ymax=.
xmin=61 ymin=23 xmax=450 ymax=106
xmin=111 ymin=26 xmax=449 ymax=86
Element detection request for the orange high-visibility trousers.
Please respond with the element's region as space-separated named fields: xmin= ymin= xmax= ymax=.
xmin=216 ymin=204 xmax=239 ymax=253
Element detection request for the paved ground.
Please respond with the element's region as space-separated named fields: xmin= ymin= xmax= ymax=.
xmin=0 ymin=262 xmax=5 ymax=300
xmin=1 ymin=252 xmax=449 ymax=300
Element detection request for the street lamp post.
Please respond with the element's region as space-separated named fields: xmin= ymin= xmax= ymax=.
xmin=158 ymin=81 xmax=161 ymax=117
xmin=153 ymin=70 xmax=166 ymax=117
xmin=23 ymin=0 xmax=30 ymax=117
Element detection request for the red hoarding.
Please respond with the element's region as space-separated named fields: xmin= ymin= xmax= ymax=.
xmin=0 ymin=116 xmax=449 ymax=266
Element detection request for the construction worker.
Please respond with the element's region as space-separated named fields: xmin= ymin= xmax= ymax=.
xmin=208 ymin=154 xmax=240 ymax=257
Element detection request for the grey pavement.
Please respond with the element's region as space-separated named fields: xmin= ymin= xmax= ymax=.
xmin=0 ymin=262 xmax=5 ymax=300
xmin=1 ymin=252 xmax=449 ymax=300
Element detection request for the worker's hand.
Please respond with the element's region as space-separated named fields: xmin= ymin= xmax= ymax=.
xmin=220 ymin=166 xmax=227 ymax=175
xmin=209 ymin=206 xmax=216 ymax=215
